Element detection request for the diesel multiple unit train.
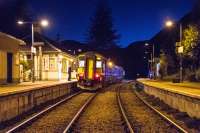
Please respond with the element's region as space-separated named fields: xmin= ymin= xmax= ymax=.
xmin=77 ymin=52 xmax=125 ymax=90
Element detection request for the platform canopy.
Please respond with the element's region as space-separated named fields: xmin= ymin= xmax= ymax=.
xmin=0 ymin=32 xmax=25 ymax=52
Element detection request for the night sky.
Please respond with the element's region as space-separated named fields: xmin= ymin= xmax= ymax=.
xmin=29 ymin=0 xmax=195 ymax=47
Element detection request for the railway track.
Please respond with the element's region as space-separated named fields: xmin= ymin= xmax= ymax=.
xmin=65 ymin=84 xmax=127 ymax=132
xmin=118 ymin=83 xmax=189 ymax=133
xmin=134 ymin=90 xmax=188 ymax=133
xmin=5 ymin=83 xmax=189 ymax=133
xmin=5 ymin=92 xmax=95 ymax=133
xmin=117 ymin=86 xmax=134 ymax=133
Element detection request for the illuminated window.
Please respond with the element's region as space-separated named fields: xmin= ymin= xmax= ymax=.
xmin=79 ymin=60 xmax=85 ymax=67
xmin=62 ymin=59 xmax=67 ymax=72
xmin=43 ymin=56 xmax=49 ymax=71
xmin=96 ymin=61 xmax=102 ymax=68
xmin=49 ymin=58 xmax=56 ymax=70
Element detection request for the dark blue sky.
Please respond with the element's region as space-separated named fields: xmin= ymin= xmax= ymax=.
xmin=30 ymin=0 xmax=195 ymax=47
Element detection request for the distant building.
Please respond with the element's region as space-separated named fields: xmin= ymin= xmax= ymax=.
xmin=19 ymin=33 xmax=77 ymax=81
xmin=0 ymin=32 xmax=25 ymax=84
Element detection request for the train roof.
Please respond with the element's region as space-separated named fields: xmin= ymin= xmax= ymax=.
xmin=78 ymin=51 xmax=107 ymax=60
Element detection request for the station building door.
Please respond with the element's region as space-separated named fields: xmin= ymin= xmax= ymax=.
xmin=7 ymin=53 xmax=13 ymax=83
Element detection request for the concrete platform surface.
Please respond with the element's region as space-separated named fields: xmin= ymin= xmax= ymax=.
xmin=0 ymin=80 xmax=77 ymax=97
xmin=137 ymin=78 xmax=200 ymax=99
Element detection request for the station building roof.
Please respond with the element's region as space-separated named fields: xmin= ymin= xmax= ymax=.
xmin=20 ymin=33 xmax=75 ymax=59
xmin=0 ymin=32 xmax=25 ymax=52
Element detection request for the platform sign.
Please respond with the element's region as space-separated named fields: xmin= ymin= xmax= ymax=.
xmin=33 ymin=42 xmax=44 ymax=46
xmin=178 ymin=46 xmax=184 ymax=54
xmin=31 ymin=46 xmax=36 ymax=54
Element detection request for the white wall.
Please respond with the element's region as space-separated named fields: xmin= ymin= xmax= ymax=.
xmin=42 ymin=71 xmax=59 ymax=80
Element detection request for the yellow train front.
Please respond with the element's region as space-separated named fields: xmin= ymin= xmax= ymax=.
xmin=77 ymin=52 xmax=125 ymax=91
xmin=77 ymin=52 xmax=107 ymax=91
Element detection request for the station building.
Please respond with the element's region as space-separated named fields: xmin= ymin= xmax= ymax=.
xmin=19 ymin=33 xmax=77 ymax=81
xmin=0 ymin=32 xmax=25 ymax=84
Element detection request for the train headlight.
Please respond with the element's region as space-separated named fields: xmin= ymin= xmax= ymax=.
xmin=95 ymin=73 xmax=100 ymax=78
xmin=79 ymin=73 xmax=84 ymax=79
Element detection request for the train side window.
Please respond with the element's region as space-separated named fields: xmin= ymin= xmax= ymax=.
xmin=79 ymin=60 xmax=85 ymax=67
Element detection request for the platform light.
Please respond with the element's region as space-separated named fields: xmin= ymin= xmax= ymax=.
xmin=108 ymin=61 xmax=113 ymax=68
xmin=165 ymin=20 xmax=174 ymax=27
xmin=40 ymin=19 xmax=49 ymax=27
xmin=17 ymin=19 xmax=49 ymax=83
xmin=17 ymin=20 xmax=24 ymax=25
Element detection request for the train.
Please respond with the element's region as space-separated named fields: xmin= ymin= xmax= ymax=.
xmin=77 ymin=52 xmax=125 ymax=91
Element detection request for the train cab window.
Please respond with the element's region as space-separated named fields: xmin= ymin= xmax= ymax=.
xmin=79 ymin=60 xmax=85 ymax=67
xmin=96 ymin=61 xmax=102 ymax=68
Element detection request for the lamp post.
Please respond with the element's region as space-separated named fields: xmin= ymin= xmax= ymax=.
xmin=145 ymin=43 xmax=155 ymax=79
xmin=165 ymin=20 xmax=183 ymax=82
xmin=17 ymin=19 xmax=49 ymax=83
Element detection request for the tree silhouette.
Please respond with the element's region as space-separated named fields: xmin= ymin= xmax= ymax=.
xmin=87 ymin=1 xmax=120 ymax=49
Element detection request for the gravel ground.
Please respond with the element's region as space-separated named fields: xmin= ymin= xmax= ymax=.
xmin=16 ymin=93 xmax=93 ymax=133
xmin=120 ymin=83 xmax=179 ymax=133
xmin=139 ymin=90 xmax=200 ymax=133
xmin=73 ymin=84 xmax=125 ymax=133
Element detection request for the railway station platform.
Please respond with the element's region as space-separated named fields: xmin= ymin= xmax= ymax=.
xmin=0 ymin=80 xmax=77 ymax=97
xmin=137 ymin=79 xmax=200 ymax=99
xmin=136 ymin=79 xmax=200 ymax=118
xmin=0 ymin=80 xmax=77 ymax=124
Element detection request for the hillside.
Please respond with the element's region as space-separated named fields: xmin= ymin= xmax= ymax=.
xmin=125 ymin=2 xmax=200 ymax=78
xmin=123 ymin=41 xmax=148 ymax=79
xmin=149 ymin=1 xmax=200 ymax=72
xmin=58 ymin=40 xmax=90 ymax=55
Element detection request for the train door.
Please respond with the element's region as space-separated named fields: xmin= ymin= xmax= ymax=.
xmin=87 ymin=59 xmax=94 ymax=80
xmin=7 ymin=53 xmax=13 ymax=83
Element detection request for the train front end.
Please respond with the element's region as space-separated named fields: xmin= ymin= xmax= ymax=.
xmin=77 ymin=52 xmax=106 ymax=91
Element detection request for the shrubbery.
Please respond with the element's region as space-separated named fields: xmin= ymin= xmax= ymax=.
xmin=195 ymin=68 xmax=200 ymax=81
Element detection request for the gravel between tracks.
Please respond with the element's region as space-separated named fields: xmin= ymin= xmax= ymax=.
xmin=120 ymin=83 xmax=179 ymax=133
xmin=17 ymin=93 xmax=93 ymax=133
xmin=73 ymin=84 xmax=125 ymax=133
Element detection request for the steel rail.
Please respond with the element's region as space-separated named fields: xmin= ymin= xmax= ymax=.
xmin=134 ymin=90 xmax=188 ymax=133
xmin=6 ymin=92 xmax=82 ymax=133
xmin=117 ymin=87 xmax=134 ymax=133
xmin=63 ymin=93 xmax=98 ymax=133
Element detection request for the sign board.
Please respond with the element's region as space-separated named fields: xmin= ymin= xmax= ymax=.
xmin=33 ymin=42 xmax=45 ymax=46
xmin=178 ymin=46 xmax=184 ymax=54
xmin=31 ymin=46 xmax=36 ymax=54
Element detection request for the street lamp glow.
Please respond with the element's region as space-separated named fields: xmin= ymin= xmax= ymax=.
xmin=17 ymin=20 xmax=24 ymax=25
xmin=108 ymin=61 xmax=113 ymax=68
xmin=165 ymin=20 xmax=174 ymax=27
xmin=40 ymin=19 xmax=49 ymax=27
xmin=145 ymin=43 xmax=149 ymax=46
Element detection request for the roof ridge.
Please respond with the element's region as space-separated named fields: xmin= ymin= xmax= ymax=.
xmin=38 ymin=35 xmax=62 ymax=52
